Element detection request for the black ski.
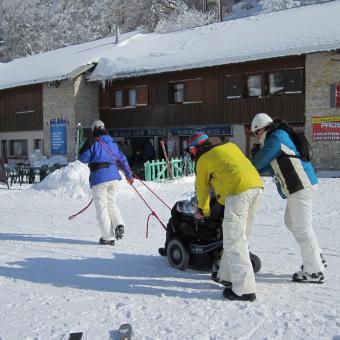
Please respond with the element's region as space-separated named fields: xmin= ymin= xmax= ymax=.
xmin=118 ymin=323 xmax=132 ymax=340
xmin=68 ymin=332 xmax=83 ymax=340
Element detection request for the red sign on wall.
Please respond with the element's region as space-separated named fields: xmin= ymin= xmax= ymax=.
xmin=312 ymin=116 xmax=340 ymax=141
xmin=330 ymin=83 xmax=340 ymax=108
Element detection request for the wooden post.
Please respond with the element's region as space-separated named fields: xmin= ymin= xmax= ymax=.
xmin=160 ymin=139 xmax=173 ymax=179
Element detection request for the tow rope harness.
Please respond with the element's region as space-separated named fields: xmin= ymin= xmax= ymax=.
xmin=68 ymin=137 xmax=171 ymax=238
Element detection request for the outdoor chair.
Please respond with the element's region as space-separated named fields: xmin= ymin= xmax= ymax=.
xmin=5 ymin=167 xmax=22 ymax=186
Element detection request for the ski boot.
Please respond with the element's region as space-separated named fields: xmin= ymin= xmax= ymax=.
xmin=223 ymin=288 xmax=256 ymax=302
xmin=292 ymin=270 xmax=324 ymax=284
xmin=99 ymin=237 xmax=115 ymax=246
xmin=115 ymin=225 xmax=124 ymax=240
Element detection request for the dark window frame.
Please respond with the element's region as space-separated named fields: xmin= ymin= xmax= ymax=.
xmin=267 ymin=68 xmax=304 ymax=96
xmin=225 ymin=68 xmax=305 ymax=100
xmin=225 ymin=74 xmax=243 ymax=99
xmin=169 ymin=78 xmax=203 ymax=104
xmin=15 ymin=93 xmax=35 ymax=115
xmin=10 ymin=139 xmax=28 ymax=157
xmin=283 ymin=68 xmax=304 ymax=94
xmin=111 ymin=85 xmax=149 ymax=109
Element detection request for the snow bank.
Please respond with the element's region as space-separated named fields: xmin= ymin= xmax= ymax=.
xmin=33 ymin=161 xmax=91 ymax=198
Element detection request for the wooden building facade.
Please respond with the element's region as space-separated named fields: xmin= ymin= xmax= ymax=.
xmin=0 ymin=84 xmax=43 ymax=161
xmin=99 ymin=55 xmax=305 ymax=157
xmin=0 ymin=84 xmax=43 ymax=132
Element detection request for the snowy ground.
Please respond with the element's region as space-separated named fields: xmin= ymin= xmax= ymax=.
xmin=0 ymin=162 xmax=339 ymax=340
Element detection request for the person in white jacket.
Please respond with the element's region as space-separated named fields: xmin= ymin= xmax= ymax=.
xmin=251 ymin=113 xmax=326 ymax=283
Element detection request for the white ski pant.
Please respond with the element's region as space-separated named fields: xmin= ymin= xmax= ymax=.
xmin=92 ymin=180 xmax=124 ymax=241
xmin=218 ymin=188 xmax=263 ymax=296
xmin=284 ymin=185 xmax=324 ymax=273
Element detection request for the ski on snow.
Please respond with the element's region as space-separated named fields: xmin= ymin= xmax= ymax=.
xmin=68 ymin=324 xmax=132 ymax=340
xmin=118 ymin=323 xmax=132 ymax=340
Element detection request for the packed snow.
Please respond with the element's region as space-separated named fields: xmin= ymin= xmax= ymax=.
xmin=0 ymin=161 xmax=339 ymax=339
xmin=1 ymin=1 xmax=340 ymax=90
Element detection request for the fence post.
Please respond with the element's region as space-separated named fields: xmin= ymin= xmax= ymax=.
xmin=144 ymin=161 xmax=151 ymax=181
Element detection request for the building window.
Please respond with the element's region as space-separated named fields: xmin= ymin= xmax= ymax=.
xmin=269 ymin=72 xmax=285 ymax=95
xmin=173 ymin=83 xmax=184 ymax=103
xmin=225 ymin=74 xmax=242 ymax=99
xmin=34 ymin=139 xmax=42 ymax=151
xmin=247 ymin=75 xmax=262 ymax=97
xmin=128 ymin=88 xmax=137 ymax=107
xmin=284 ymin=68 xmax=303 ymax=93
xmin=112 ymin=86 xmax=148 ymax=108
xmin=268 ymin=69 xmax=303 ymax=95
xmin=115 ymin=90 xmax=123 ymax=107
xmin=15 ymin=93 xmax=34 ymax=114
xmin=169 ymin=78 xmax=202 ymax=104
xmin=10 ymin=140 xmax=28 ymax=157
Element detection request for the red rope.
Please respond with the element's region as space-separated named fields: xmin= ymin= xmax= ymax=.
xmin=70 ymin=137 xmax=169 ymax=237
xmin=68 ymin=136 xmax=171 ymax=237
xmin=68 ymin=198 xmax=93 ymax=220
xmin=130 ymin=184 xmax=167 ymax=238
xmin=130 ymin=171 xmax=171 ymax=211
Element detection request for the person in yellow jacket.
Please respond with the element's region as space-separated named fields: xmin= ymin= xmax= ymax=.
xmin=188 ymin=132 xmax=263 ymax=302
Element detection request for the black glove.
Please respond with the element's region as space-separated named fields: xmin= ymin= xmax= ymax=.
xmin=251 ymin=144 xmax=260 ymax=157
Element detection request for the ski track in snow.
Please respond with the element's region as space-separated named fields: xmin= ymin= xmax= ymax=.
xmin=0 ymin=172 xmax=339 ymax=340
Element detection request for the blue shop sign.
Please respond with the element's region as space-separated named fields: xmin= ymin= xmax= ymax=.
xmin=50 ymin=119 xmax=67 ymax=155
xmin=110 ymin=125 xmax=232 ymax=138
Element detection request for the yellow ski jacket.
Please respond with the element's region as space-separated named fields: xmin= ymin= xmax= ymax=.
xmin=195 ymin=143 xmax=263 ymax=216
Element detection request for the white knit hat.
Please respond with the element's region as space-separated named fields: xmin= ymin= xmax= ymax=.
xmin=251 ymin=113 xmax=273 ymax=133
xmin=91 ymin=120 xmax=105 ymax=131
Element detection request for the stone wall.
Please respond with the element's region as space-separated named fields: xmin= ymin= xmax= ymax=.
xmin=43 ymin=80 xmax=75 ymax=160
xmin=43 ymin=77 xmax=99 ymax=161
xmin=74 ymin=76 xmax=99 ymax=131
xmin=305 ymin=51 xmax=340 ymax=171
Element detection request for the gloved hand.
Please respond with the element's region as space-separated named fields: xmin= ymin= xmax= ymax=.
xmin=250 ymin=143 xmax=260 ymax=157
xmin=194 ymin=211 xmax=204 ymax=220
xmin=127 ymin=178 xmax=134 ymax=185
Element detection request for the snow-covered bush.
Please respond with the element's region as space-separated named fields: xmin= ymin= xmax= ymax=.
xmin=155 ymin=6 xmax=216 ymax=33
xmin=259 ymin=0 xmax=301 ymax=12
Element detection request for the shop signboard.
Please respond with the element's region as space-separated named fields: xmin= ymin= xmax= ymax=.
xmin=312 ymin=116 xmax=340 ymax=141
xmin=50 ymin=119 xmax=67 ymax=154
xmin=110 ymin=125 xmax=232 ymax=138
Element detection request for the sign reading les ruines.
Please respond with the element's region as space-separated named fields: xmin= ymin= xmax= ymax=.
xmin=110 ymin=125 xmax=232 ymax=138
xmin=50 ymin=119 xmax=67 ymax=154
xmin=312 ymin=116 xmax=340 ymax=141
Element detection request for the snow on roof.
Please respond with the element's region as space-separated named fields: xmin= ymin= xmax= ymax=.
xmin=1 ymin=1 xmax=340 ymax=90
xmin=0 ymin=31 xmax=138 ymax=90
xmin=89 ymin=1 xmax=340 ymax=82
